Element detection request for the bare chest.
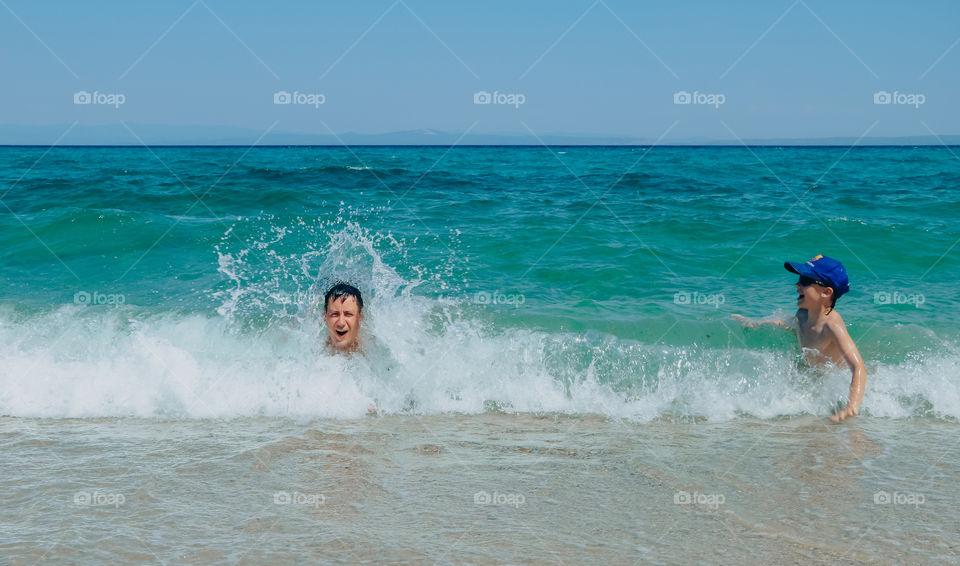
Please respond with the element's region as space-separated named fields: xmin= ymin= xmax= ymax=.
xmin=798 ymin=323 xmax=843 ymax=365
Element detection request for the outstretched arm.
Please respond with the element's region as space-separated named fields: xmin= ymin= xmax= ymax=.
xmin=829 ymin=322 xmax=867 ymax=423
xmin=731 ymin=314 xmax=791 ymax=330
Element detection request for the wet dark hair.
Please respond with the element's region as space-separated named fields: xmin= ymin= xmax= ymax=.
xmin=324 ymin=283 xmax=363 ymax=313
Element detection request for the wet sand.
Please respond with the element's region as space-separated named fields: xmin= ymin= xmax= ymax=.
xmin=2 ymin=414 xmax=958 ymax=564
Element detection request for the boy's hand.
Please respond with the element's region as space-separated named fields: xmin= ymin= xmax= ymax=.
xmin=827 ymin=318 xmax=867 ymax=424
xmin=829 ymin=404 xmax=859 ymax=423
xmin=731 ymin=314 xmax=755 ymax=328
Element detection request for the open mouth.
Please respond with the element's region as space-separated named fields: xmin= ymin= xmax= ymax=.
xmin=336 ymin=329 xmax=348 ymax=337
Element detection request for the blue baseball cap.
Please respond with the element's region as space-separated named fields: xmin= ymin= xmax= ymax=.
xmin=784 ymin=254 xmax=850 ymax=298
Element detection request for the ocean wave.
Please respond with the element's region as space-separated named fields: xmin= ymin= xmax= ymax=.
xmin=0 ymin=303 xmax=957 ymax=421
xmin=243 ymin=164 xmax=413 ymax=180
xmin=1 ymin=223 xmax=956 ymax=422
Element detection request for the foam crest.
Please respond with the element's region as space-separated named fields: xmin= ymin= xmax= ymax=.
xmin=1 ymin=222 xmax=957 ymax=422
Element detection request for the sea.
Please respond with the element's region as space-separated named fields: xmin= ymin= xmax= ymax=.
xmin=1 ymin=145 xmax=958 ymax=564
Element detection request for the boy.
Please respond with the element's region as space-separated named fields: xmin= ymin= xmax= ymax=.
xmin=324 ymin=283 xmax=364 ymax=354
xmin=733 ymin=255 xmax=867 ymax=422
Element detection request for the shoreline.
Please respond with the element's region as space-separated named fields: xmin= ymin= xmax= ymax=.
xmin=4 ymin=414 xmax=957 ymax=564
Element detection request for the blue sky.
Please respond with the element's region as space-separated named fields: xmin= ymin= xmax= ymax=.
xmin=1 ymin=0 xmax=958 ymax=143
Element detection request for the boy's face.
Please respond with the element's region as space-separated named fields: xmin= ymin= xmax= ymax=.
xmin=795 ymin=279 xmax=833 ymax=310
xmin=325 ymin=295 xmax=362 ymax=351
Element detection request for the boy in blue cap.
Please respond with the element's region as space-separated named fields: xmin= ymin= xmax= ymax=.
xmin=734 ymin=255 xmax=867 ymax=422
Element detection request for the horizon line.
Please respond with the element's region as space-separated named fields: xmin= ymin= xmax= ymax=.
xmin=2 ymin=144 xmax=959 ymax=149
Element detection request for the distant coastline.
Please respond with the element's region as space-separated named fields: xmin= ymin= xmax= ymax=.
xmin=3 ymin=144 xmax=960 ymax=148
xmin=2 ymin=125 xmax=959 ymax=147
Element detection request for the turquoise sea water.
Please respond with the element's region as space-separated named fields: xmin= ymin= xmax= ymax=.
xmin=1 ymin=146 xmax=958 ymax=420
xmin=4 ymin=146 xmax=960 ymax=564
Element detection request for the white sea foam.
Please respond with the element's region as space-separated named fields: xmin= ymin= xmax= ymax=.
xmin=1 ymin=223 xmax=956 ymax=421
xmin=2 ymin=300 xmax=957 ymax=421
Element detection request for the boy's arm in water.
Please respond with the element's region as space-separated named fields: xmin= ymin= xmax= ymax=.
xmin=731 ymin=314 xmax=792 ymax=330
xmin=827 ymin=317 xmax=867 ymax=423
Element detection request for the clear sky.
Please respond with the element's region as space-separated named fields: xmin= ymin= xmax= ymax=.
xmin=1 ymin=0 xmax=957 ymax=142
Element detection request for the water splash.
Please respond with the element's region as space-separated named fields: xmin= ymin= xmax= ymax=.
xmin=1 ymin=219 xmax=958 ymax=422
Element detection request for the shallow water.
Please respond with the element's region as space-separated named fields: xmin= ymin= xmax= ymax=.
xmin=2 ymin=414 xmax=957 ymax=564
xmin=2 ymin=145 xmax=959 ymax=563
xmin=2 ymin=146 xmax=959 ymax=422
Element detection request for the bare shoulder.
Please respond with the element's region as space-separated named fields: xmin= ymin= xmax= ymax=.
xmin=825 ymin=310 xmax=850 ymax=336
